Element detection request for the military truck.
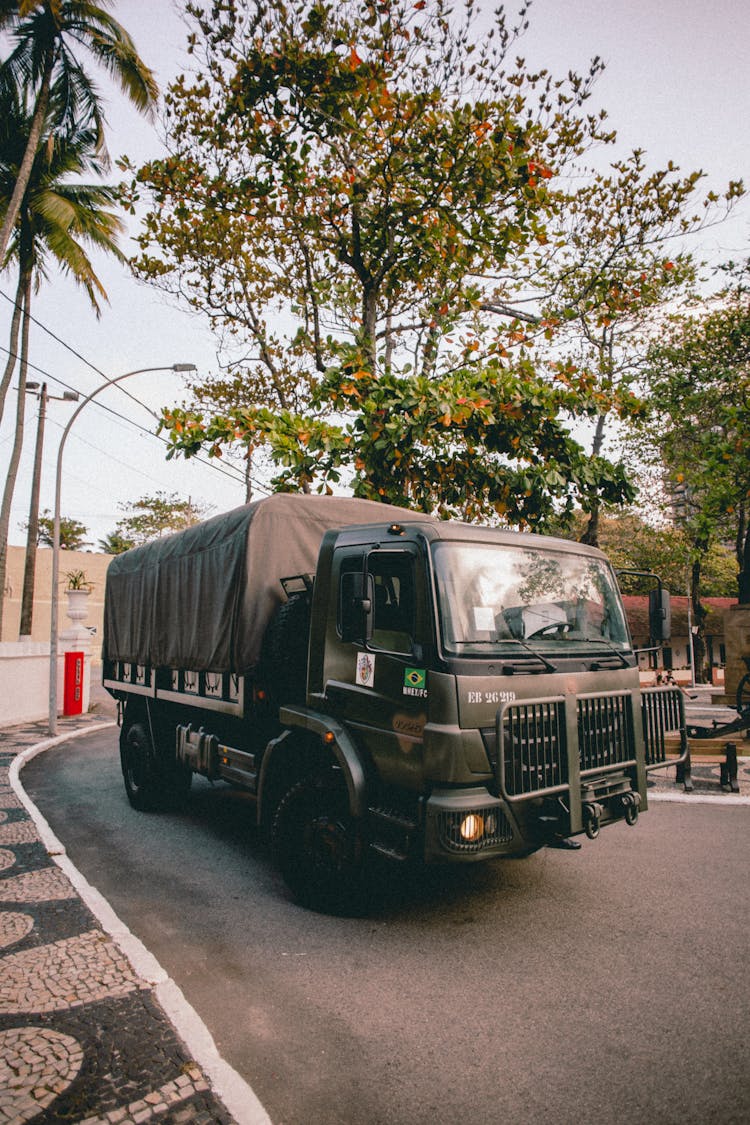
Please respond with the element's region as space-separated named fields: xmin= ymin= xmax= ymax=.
xmin=103 ymin=493 xmax=686 ymax=911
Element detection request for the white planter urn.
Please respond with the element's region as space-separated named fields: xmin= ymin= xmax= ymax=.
xmin=63 ymin=587 xmax=91 ymax=629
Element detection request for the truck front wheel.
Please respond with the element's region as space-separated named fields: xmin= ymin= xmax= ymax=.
xmin=120 ymin=711 xmax=191 ymax=811
xmin=272 ymin=775 xmax=366 ymax=914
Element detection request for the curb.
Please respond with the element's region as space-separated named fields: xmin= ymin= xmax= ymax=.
xmin=647 ymin=753 xmax=750 ymax=806
xmin=6 ymin=721 xmax=272 ymax=1125
xmin=649 ymin=790 xmax=750 ymax=806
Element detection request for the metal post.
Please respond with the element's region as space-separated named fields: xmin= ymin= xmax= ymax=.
xmin=721 ymin=742 xmax=739 ymax=793
xmin=48 ymin=364 xmax=196 ymax=735
xmin=19 ymin=383 xmax=47 ymax=638
xmin=686 ymin=568 xmax=697 ymax=689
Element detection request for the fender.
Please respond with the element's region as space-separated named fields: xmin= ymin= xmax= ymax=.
xmin=258 ymin=705 xmax=369 ymax=819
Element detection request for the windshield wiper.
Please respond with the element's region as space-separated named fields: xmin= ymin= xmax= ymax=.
xmin=449 ymin=638 xmax=558 ymax=672
xmin=577 ymin=638 xmax=631 ymax=668
xmin=503 ymin=639 xmax=558 ymax=673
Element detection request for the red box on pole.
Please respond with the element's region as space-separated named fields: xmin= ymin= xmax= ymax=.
xmin=63 ymin=651 xmax=84 ymax=715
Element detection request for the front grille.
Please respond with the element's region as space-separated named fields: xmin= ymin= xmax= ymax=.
xmin=641 ymin=686 xmax=686 ymax=767
xmin=577 ymin=692 xmax=635 ymax=774
xmin=501 ymin=700 xmax=567 ymax=797
xmin=436 ymin=806 xmax=513 ymax=853
xmin=499 ymin=692 xmax=638 ymax=798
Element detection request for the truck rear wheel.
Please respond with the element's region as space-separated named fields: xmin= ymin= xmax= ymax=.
xmin=120 ymin=718 xmax=159 ymax=811
xmin=272 ymin=775 xmax=367 ymax=914
xmin=120 ymin=710 xmax=191 ymax=811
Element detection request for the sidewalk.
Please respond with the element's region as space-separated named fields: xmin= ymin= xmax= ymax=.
xmin=647 ymin=750 xmax=750 ymax=801
xmin=0 ymin=711 xmax=268 ymax=1125
xmin=648 ymin=699 xmax=750 ymax=801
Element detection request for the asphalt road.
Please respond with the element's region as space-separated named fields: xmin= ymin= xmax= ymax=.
xmin=22 ymin=728 xmax=750 ymax=1125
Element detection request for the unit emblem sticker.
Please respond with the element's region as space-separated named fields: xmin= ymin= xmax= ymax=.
xmin=403 ymin=667 xmax=428 ymax=698
xmin=356 ymin=651 xmax=376 ymax=688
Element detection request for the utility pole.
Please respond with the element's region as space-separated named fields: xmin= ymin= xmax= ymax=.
xmin=19 ymin=382 xmax=47 ymax=638
xmin=19 ymin=382 xmax=79 ymax=639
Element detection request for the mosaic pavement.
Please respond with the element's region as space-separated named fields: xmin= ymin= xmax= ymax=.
xmin=0 ymin=716 xmax=238 ymax=1125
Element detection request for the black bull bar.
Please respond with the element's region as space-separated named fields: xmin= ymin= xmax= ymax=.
xmin=495 ymin=686 xmax=689 ymax=835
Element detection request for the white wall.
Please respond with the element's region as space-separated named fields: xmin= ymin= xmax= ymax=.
xmin=0 ymin=641 xmax=91 ymax=728
xmin=2 ymin=545 xmax=111 ymax=659
xmin=0 ymin=643 xmax=60 ymax=726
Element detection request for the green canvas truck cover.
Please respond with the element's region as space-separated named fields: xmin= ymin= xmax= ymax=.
xmin=102 ymin=493 xmax=435 ymax=674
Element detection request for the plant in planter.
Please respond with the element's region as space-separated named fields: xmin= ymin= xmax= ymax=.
xmin=65 ymin=570 xmax=93 ymax=591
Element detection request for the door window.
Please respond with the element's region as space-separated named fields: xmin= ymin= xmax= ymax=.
xmin=369 ymin=552 xmax=416 ymax=654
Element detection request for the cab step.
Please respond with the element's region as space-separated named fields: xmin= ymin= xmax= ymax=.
xmin=369 ymin=841 xmax=411 ymax=863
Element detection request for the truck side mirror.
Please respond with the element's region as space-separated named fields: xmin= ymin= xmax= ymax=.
xmin=340 ymin=571 xmax=374 ymax=643
xmin=649 ymin=588 xmax=671 ymax=644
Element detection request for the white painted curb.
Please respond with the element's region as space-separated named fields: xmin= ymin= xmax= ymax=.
xmin=9 ymin=723 xmax=272 ymax=1125
xmin=649 ymin=789 xmax=750 ymax=806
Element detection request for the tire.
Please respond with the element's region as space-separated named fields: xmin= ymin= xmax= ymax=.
xmin=261 ymin=593 xmax=311 ymax=706
xmin=120 ymin=710 xmax=192 ymax=812
xmin=737 ymin=673 xmax=750 ymax=714
xmin=272 ymin=774 xmax=367 ymax=914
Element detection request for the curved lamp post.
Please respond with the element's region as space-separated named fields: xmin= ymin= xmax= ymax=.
xmin=48 ymin=364 xmax=196 ymax=735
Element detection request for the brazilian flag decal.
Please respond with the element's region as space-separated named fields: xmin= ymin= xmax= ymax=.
xmin=404 ymin=667 xmax=426 ymax=691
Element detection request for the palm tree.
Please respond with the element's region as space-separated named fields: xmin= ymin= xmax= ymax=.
xmin=0 ymin=0 xmax=157 ymax=267
xmin=0 ymin=84 xmax=126 ymax=635
xmin=0 ymin=269 xmax=24 ymax=427
xmin=98 ymin=529 xmax=135 ymax=555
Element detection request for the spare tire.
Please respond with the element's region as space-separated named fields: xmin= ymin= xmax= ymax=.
xmin=261 ymin=592 xmax=311 ymax=706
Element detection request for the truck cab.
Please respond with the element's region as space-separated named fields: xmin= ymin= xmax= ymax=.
xmin=278 ymin=519 xmax=673 ymax=877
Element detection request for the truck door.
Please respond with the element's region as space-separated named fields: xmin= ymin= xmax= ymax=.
xmin=326 ymin=547 xmax=428 ymax=790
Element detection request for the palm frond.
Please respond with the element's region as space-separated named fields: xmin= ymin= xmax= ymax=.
xmin=1 ymin=0 xmax=152 ymax=302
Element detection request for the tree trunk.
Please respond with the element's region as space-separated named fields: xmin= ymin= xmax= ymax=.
xmin=0 ymin=56 xmax=52 ymax=268
xmin=244 ymin=449 xmax=253 ymax=504
xmin=579 ymin=412 xmax=607 ymax=547
xmin=579 ymin=504 xmax=600 ymax=547
xmin=361 ymin=286 xmax=378 ymax=374
xmin=0 ymin=273 xmax=25 ymax=426
xmin=689 ymin=549 xmax=709 ymax=683
xmin=737 ymin=501 xmax=750 ymax=604
xmin=0 ymin=277 xmax=31 ymax=637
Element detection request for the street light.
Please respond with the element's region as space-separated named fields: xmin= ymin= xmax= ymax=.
xmin=48 ymin=364 xmax=197 ymax=735
xmin=19 ymin=382 xmax=80 ymax=639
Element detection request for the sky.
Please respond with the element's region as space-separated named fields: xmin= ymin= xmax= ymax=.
xmin=1 ymin=0 xmax=748 ymax=548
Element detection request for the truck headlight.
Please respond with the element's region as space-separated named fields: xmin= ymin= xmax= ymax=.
xmin=429 ymin=791 xmax=512 ymax=854
xmin=460 ymin=813 xmax=484 ymax=842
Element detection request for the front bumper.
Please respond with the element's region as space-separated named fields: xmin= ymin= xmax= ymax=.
xmin=418 ymin=687 xmax=689 ymax=863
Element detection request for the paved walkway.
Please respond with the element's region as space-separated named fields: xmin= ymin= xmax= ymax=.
xmin=648 ymin=754 xmax=750 ymax=801
xmin=647 ymin=722 xmax=750 ymax=802
xmin=0 ymin=712 xmax=269 ymax=1125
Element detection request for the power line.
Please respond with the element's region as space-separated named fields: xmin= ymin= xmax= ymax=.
xmin=44 ymin=415 xmax=193 ymax=492
xmin=0 ymin=287 xmax=163 ymax=420
xmin=0 ymin=340 xmax=265 ymax=492
xmin=0 ymin=291 xmax=272 ymax=496
xmin=0 ymin=341 xmax=159 ymax=431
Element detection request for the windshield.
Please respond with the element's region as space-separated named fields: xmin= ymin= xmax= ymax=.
xmin=432 ymin=540 xmax=630 ymax=657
